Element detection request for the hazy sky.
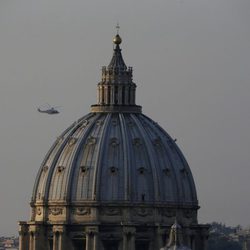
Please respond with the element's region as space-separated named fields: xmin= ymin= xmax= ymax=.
xmin=0 ymin=0 xmax=250 ymax=235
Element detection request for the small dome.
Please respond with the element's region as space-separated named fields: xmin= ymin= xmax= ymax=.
xmin=113 ymin=34 xmax=122 ymax=45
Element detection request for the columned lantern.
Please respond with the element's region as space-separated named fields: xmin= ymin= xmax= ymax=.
xmin=19 ymin=31 xmax=209 ymax=250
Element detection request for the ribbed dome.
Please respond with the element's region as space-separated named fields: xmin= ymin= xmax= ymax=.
xmin=32 ymin=112 xmax=197 ymax=205
xmin=19 ymin=31 xmax=209 ymax=250
xmin=29 ymin=32 xmax=201 ymax=235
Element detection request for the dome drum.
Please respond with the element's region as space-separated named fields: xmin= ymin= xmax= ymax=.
xmin=30 ymin=203 xmax=199 ymax=226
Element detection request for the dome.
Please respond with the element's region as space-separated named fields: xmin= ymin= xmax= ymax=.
xmin=19 ymin=30 xmax=209 ymax=250
xmin=32 ymin=112 xmax=197 ymax=205
xmin=32 ymin=32 xmax=197 ymax=208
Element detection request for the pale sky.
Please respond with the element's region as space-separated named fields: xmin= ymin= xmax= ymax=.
xmin=0 ymin=0 xmax=250 ymax=235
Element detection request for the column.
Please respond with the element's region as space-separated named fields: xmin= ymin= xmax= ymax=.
xmin=191 ymin=235 xmax=196 ymax=250
xmin=53 ymin=225 xmax=66 ymax=250
xmin=18 ymin=222 xmax=29 ymax=250
xmin=124 ymin=87 xmax=129 ymax=105
xmin=123 ymin=227 xmax=136 ymax=250
xmin=130 ymin=87 xmax=135 ymax=105
xmin=58 ymin=233 xmax=63 ymax=250
xmin=93 ymin=232 xmax=99 ymax=250
xmin=201 ymin=236 xmax=207 ymax=250
xmin=85 ymin=227 xmax=99 ymax=250
xmin=156 ymin=227 xmax=165 ymax=250
xmin=29 ymin=232 xmax=34 ymax=250
xmin=98 ymin=86 xmax=101 ymax=104
xmin=123 ymin=232 xmax=128 ymax=250
xmin=201 ymin=229 xmax=209 ymax=250
xmin=129 ymin=230 xmax=135 ymax=250
xmin=118 ymin=86 xmax=122 ymax=104
xmin=133 ymin=87 xmax=136 ymax=104
xmin=28 ymin=226 xmax=38 ymax=250
xmin=185 ymin=229 xmax=192 ymax=248
xmin=100 ymin=86 xmax=104 ymax=104
xmin=104 ymin=86 xmax=108 ymax=104
xmin=107 ymin=86 xmax=110 ymax=104
xmin=192 ymin=234 xmax=197 ymax=250
xmin=111 ymin=86 xmax=115 ymax=104
xmin=85 ymin=232 xmax=90 ymax=250
xmin=33 ymin=231 xmax=38 ymax=250
xmin=202 ymin=235 xmax=208 ymax=250
xmin=52 ymin=232 xmax=58 ymax=250
xmin=28 ymin=225 xmax=42 ymax=250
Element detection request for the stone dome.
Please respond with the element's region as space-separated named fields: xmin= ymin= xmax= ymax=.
xmin=32 ymin=112 xmax=197 ymax=205
xmin=19 ymin=32 xmax=209 ymax=250
xmin=32 ymin=33 xmax=197 ymax=208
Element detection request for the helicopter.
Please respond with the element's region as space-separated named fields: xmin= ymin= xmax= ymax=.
xmin=37 ymin=104 xmax=60 ymax=114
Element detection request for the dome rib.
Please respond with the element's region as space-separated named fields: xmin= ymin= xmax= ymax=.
xmin=138 ymin=114 xmax=174 ymax=202
xmin=93 ymin=113 xmax=112 ymax=201
xmin=66 ymin=113 xmax=103 ymax=202
xmin=154 ymin=129 xmax=183 ymax=203
xmin=147 ymin=115 xmax=198 ymax=205
xmin=31 ymin=118 xmax=82 ymax=202
xmin=130 ymin=114 xmax=160 ymax=202
xmin=42 ymin=113 xmax=96 ymax=202
xmin=119 ymin=113 xmax=131 ymax=201
xmin=44 ymin=130 xmax=77 ymax=202
xmin=46 ymin=114 xmax=97 ymax=202
xmin=173 ymin=142 xmax=198 ymax=203
xmin=139 ymin=114 xmax=186 ymax=204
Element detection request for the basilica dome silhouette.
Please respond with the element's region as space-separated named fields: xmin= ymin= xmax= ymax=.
xmin=19 ymin=32 xmax=209 ymax=250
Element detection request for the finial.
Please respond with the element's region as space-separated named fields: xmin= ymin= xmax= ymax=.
xmin=113 ymin=23 xmax=122 ymax=45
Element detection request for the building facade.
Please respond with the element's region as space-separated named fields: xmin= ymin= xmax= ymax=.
xmin=19 ymin=33 xmax=209 ymax=250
